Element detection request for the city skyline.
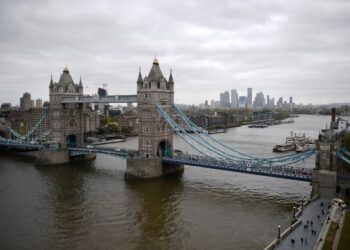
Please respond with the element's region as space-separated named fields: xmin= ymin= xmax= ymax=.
xmin=0 ymin=0 xmax=350 ymax=105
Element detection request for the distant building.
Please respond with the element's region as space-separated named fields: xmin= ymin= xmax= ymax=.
xmin=98 ymin=88 xmax=108 ymax=97
xmin=277 ymin=97 xmax=283 ymax=108
xmin=220 ymin=91 xmax=230 ymax=108
xmin=247 ymin=88 xmax=253 ymax=107
xmin=289 ymin=97 xmax=293 ymax=104
xmin=238 ymin=96 xmax=247 ymax=108
xmin=231 ymin=89 xmax=238 ymax=108
xmin=253 ymin=92 xmax=265 ymax=109
xmin=204 ymin=100 xmax=208 ymax=107
xmin=210 ymin=99 xmax=214 ymax=108
xmin=36 ymin=99 xmax=43 ymax=108
xmin=20 ymin=92 xmax=33 ymax=110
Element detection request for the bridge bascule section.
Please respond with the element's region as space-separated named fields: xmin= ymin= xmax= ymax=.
xmin=2 ymin=59 xmax=350 ymax=189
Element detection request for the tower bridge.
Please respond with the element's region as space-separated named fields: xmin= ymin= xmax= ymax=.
xmin=1 ymin=58 xmax=350 ymax=197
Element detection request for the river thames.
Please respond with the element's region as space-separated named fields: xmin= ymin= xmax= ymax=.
xmin=0 ymin=115 xmax=330 ymax=249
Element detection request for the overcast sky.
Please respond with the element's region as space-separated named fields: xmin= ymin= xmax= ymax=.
xmin=0 ymin=0 xmax=349 ymax=106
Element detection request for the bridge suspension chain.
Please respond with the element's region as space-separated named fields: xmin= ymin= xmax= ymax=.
xmin=157 ymin=104 xmax=315 ymax=167
xmin=172 ymin=104 xmax=314 ymax=164
xmin=6 ymin=108 xmax=49 ymax=141
xmin=156 ymin=104 xmax=234 ymax=161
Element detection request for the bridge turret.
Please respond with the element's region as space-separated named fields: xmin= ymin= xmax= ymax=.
xmin=137 ymin=68 xmax=143 ymax=91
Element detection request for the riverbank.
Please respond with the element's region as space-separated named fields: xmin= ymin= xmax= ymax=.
xmin=265 ymin=197 xmax=331 ymax=250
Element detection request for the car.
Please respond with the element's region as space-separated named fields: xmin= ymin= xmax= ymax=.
xmin=86 ymin=145 xmax=94 ymax=149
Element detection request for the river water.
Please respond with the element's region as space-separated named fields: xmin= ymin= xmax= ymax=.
xmin=0 ymin=115 xmax=330 ymax=249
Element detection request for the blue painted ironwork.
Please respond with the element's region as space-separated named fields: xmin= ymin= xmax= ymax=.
xmin=173 ymin=104 xmax=313 ymax=164
xmin=163 ymin=154 xmax=312 ymax=182
xmin=0 ymin=140 xmax=44 ymax=149
xmin=7 ymin=107 xmax=49 ymax=141
xmin=337 ymin=148 xmax=350 ymax=165
xmin=157 ymin=104 xmax=315 ymax=168
xmin=69 ymin=147 xmax=130 ymax=158
xmin=61 ymin=95 xmax=137 ymax=104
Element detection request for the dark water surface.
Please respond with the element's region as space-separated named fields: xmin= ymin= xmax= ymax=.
xmin=0 ymin=115 xmax=329 ymax=249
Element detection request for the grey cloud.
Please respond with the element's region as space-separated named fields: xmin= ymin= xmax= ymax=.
xmin=0 ymin=0 xmax=349 ymax=105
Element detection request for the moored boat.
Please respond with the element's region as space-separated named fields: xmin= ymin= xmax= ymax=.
xmin=273 ymin=143 xmax=295 ymax=152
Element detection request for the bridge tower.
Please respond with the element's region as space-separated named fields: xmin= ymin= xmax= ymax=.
xmin=312 ymin=109 xmax=340 ymax=198
xmin=49 ymin=66 xmax=85 ymax=148
xmin=126 ymin=58 xmax=183 ymax=178
xmin=37 ymin=66 xmax=97 ymax=165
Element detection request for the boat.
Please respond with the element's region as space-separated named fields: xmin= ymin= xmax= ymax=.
xmin=248 ymin=124 xmax=269 ymax=128
xmin=296 ymin=144 xmax=315 ymax=153
xmin=273 ymin=143 xmax=295 ymax=152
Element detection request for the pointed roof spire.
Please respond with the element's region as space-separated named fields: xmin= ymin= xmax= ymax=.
xmin=168 ymin=68 xmax=174 ymax=84
xmin=148 ymin=58 xmax=164 ymax=83
xmin=49 ymin=74 xmax=54 ymax=88
xmin=137 ymin=67 xmax=143 ymax=84
xmin=63 ymin=64 xmax=69 ymax=73
xmin=79 ymin=76 xmax=83 ymax=88
xmin=153 ymin=56 xmax=159 ymax=65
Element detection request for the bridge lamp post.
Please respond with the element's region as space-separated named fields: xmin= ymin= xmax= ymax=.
xmin=301 ymin=195 xmax=304 ymax=207
xmin=277 ymin=225 xmax=281 ymax=240
xmin=293 ymin=206 xmax=296 ymax=222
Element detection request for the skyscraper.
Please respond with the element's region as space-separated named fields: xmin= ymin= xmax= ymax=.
xmin=20 ymin=92 xmax=33 ymax=110
xmin=238 ymin=96 xmax=247 ymax=108
xmin=253 ymin=92 xmax=265 ymax=109
xmin=220 ymin=91 xmax=230 ymax=108
xmin=289 ymin=97 xmax=293 ymax=104
xmin=247 ymin=88 xmax=253 ymax=108
xmin=231 ymin=89 xmax=238 ymax=108
xmin=277 ymin=97 xmax=283 ymax=107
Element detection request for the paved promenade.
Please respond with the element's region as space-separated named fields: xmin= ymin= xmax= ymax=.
xmin=274 ymin=198 xmax=331 ymax=250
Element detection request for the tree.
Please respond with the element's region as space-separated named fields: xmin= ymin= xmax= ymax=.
xmin=343 ymin=133 xmax=350 ymax=151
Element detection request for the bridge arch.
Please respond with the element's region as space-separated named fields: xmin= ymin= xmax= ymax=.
xmin=66 ymin=134 xmax=77 ymax=147
xmin=157 ymin=140 xmax=172 ymax=157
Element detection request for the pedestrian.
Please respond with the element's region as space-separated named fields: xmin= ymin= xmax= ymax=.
xmin=317 ymin=214 xmax=320 ymax=219
xmin=291 ymin=238 xmax=294 ymax=244
xmin=301 ymin=237 xmax=304 ymax=243
xmin=307 ymin=220 xmax=309 ymax=225
xmin=311 ymin=220 xmax=313 ymax=226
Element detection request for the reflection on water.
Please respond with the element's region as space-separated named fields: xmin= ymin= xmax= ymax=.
xmin=0 ymin=115 xmax=330 ymax=249
xmin=126 ymin=177 xmax=185 ymax=250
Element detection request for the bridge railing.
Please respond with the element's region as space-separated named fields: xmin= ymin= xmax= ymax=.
xmin=163 ymin=153 xmax=312 ymax=182
xmin=61 ymin=95 xmax=137 ymax=104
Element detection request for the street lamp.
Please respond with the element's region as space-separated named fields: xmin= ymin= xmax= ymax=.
xmin=293 ymin=206 xmax=296 ymax=220
xmin=301 ymin=195 xmax=304 ymax=206
xmin=278 ymin=225 xmax=281 ymax=240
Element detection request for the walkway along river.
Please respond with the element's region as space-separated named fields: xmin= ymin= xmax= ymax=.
xmin=0 ymin=115 xmax=329 ymax=249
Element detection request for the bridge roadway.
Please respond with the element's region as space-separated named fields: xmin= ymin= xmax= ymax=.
xmin=69 ymin=147 xmax=135 ymax=158
xmin=162 ymin=153 xmax=312 ymax=182
xmin=0 ymin=139 xmax=44 ymax=150
xmin=61 ymin=95 xmax=137 ymax=104
xmin=70 ymin=147 xmax=313 ymax=182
